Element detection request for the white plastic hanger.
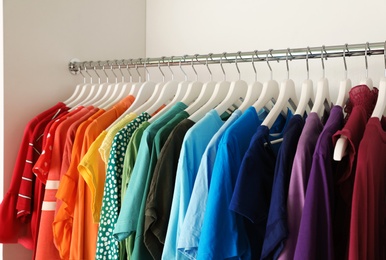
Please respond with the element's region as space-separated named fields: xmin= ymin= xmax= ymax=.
xmin=145 ymin=58 xmax=179 ymax=116
xmin=63 ymin=61 xmax=92 ymax=106
xmin=213 ymin=52 xmax=248 ymax=116
xmin=252 ymin=52 xmax=280 ymax=114
xmin=105 ymin=59 xmax=155 ymax=131
xmin=184 ymin=55 xmax=216 ymax=115
xmin=188 ymin=53 xmax=231 ymax=122
xmin=148 ymin=56 xmax=191 ymax=123
xmin=359 ymin=42 xmax=373 ymax=89
xmin=371 ymin=41 xmax=386 ymax=119
xmin=103 ymin=60 xmax=134 ymax=110
xmin=91 ymin=62 xmax=118 ymax=108
xmin=238 ymin=50 xmax=263 ymax=112
xmin=133 ymin=59 xmax=169 ymax=115
xmin=66 ymin=62 xmax=95 ymax=109
xmin=261 ymin=49 xmax=298 ymax=128
xmin=311 ymin=46 xmax=331 ymax=118
xmin=294 ymin=47 xmax=314 ymax=116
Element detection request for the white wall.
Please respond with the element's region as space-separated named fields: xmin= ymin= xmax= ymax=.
xmin=3 ymin=0 xmax=146 ymax=259
xmin=146 ymin=0 xmax=386 ymax=100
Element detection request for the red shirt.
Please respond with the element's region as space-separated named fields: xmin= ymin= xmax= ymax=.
xmin=349 ymin=117 xmax=386 ymax=260
xmin=0 ymin=102 xmax=67 ymax=249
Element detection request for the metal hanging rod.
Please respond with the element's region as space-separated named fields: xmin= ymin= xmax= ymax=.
xmin=69 ymin=41 xmax=385 ymax=74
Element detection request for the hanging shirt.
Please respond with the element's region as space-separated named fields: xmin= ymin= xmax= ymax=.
xmin=228 ymin=111 xmax=290 ymax=260
xmin=99 ymin=113 xmax=138 ymax=165
xmin=33 ymin=106 xmax=83 ymax=184
xmin=331 ymin=85 xmax=378 ymax=260
xmin=177 ymin=109 xmax=242 ymax=259
xmin=0 ymin=102 xmax=67 ymax=249
xmin=144 ymin=111 xmax=189 ymax=260
xmin=294 ymin=106 xmax=344 ymax=260
xmin=78 ymin=111 xmax=137 ymax=223
xmin=71 ymin=95 xmax=134 ymax=260
xmin=349 ymin=117 xmax=386 ymax=260
xmin=196 ymin=107 xmax=266 ymax=260
xmin=95 ymin=112 xmax=150 ymax=260
xmin=162 ymin=109 xmax=227 ymax=260
xmin=261 ymin=114 xmax=304 ymax=259
xmin=115 ymin=102 xmax=188 ymax=260
xmin=279 ymin=112 xmax=325 ymax=260
xmin=34 ymin=106 xmax=93 ymax=260
xmin=53 ymin=109 xmax=105 ymax=260
xmin=120 ymin=121 xmax=150 ymax=258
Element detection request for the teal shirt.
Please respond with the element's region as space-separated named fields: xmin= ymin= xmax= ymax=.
xmin=114 ymin=102 xmax=188 ymax=260
xmin=144 ymin=110 xmax=190 ymax=260
xmin=96 ymin=112 xmax=151 ymax=260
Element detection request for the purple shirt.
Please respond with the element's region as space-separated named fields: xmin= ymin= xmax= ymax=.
xmin=294 ymin=106 xmax=343 ymax=260
xmin=279 ymin=112 xmax=324 ymax=260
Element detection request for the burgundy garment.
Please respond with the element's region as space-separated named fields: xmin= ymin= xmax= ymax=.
xmin=332 ymin=85 xmax=378 ymax=259
xmin=294 ymin=106 xmax=344 ymax=260
xmin=349 ymin=117 xmax=386 ymax=260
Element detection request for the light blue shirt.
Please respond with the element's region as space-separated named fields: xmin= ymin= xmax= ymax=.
xmin=177 ymin=110 xmax=242 ymax=259
xmin=196 ymin=107 xmax=267 ymax=260
xmin=114 ymin=102 xmax=187 ymax=260
xmin=161 ymin=110 xmax=226 ymax=260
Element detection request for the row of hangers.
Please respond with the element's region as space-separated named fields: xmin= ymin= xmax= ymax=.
xmin=64 ymin=43 xmax=386 ymax=163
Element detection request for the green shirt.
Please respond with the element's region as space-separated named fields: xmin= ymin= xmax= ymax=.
xmin=114 ymin=102 xmax=188 ymax=260
xmin=95 ymin=112 xmax=151 ymax=260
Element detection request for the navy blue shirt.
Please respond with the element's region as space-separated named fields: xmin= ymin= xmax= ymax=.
xmin=261 ymin=115 xmax=305 ymax=260
xmin=229 ymin=111 xmax=292 ymax=260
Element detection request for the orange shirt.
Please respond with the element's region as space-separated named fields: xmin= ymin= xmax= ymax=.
xmin=72 ymin=95 xmax=134 ymax=260
xmin=53 ymin=109 xmax=105 ymax=260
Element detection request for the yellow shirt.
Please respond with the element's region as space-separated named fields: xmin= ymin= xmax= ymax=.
xmin=99 ymin=113 xmax=137 ymax=165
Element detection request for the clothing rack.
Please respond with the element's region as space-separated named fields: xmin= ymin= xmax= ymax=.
xmin=68 ymin=41 xmax=386 ymax=74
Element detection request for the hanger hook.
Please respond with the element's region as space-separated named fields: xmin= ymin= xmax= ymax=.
xmin=168 ymin=56 xmax=174 ymax=80
xmin=206 ymin=53 xmax=212 ymax=81
xmin=343 ymin=44 xmax=348 ymax=80
xmin=305 ymin=47 xmax=311 ymax=80
xmin=235 ymin=51 xmax=241 ymax=80
xmin=321 ymin=46 xmax=326 ymax=78
xmin=180 ymin=55 xmax=188 ymax=81
xmin=365 ymin=42 xmax=370 ymax=79
xmin=126 ymin=59 xmax=133 ymax=83
xmin=144 ymin=58 xmax=150 ymax=81
xmin=79 ymin=63 xmax=87 ymax=84
xmin=221 ymin=52 xmax=227 ymax=81
xmin=189 ymin=55 xmax=197 ymax=81
xmin=117 ymin=60 xmax=125 ymax=82
xmin=266 ymin=50 xmax=273 ymax=80
xmin=94 ymin=61 xmax=102 ymax=84
xmin=286 ymin=48 xmax=291 ymax=79
xmin=159 ymin=57 xmax=165 ymax=82
xmin=384 ymin=41 xmax=386 ymax=76
xmin=109 ymin=60 xmax=118 ymax=84
xmin=135 ymin=58 xmax=142 ymax=82
xmin=252 ymin=50 xmax=258 ymax=81
xmin=83 ymin=61 xmax=93 ymax=84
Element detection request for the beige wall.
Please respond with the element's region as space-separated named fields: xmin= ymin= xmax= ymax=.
xmin=3 ymin=0 xmax=146 ymax=259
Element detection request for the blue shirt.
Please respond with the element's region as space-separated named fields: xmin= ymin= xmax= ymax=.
xmin=177 ymin=110 xmax=242 ymax=259
xmin=229 ymin=110 xmax=291 ymax=260
xmin=197 ymin=107 xmax=268 ymax=260
xmin=162 ymin=110 xmax=226 ymax=260
xmin=261 ymin=114 xmax=305 ymax=259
